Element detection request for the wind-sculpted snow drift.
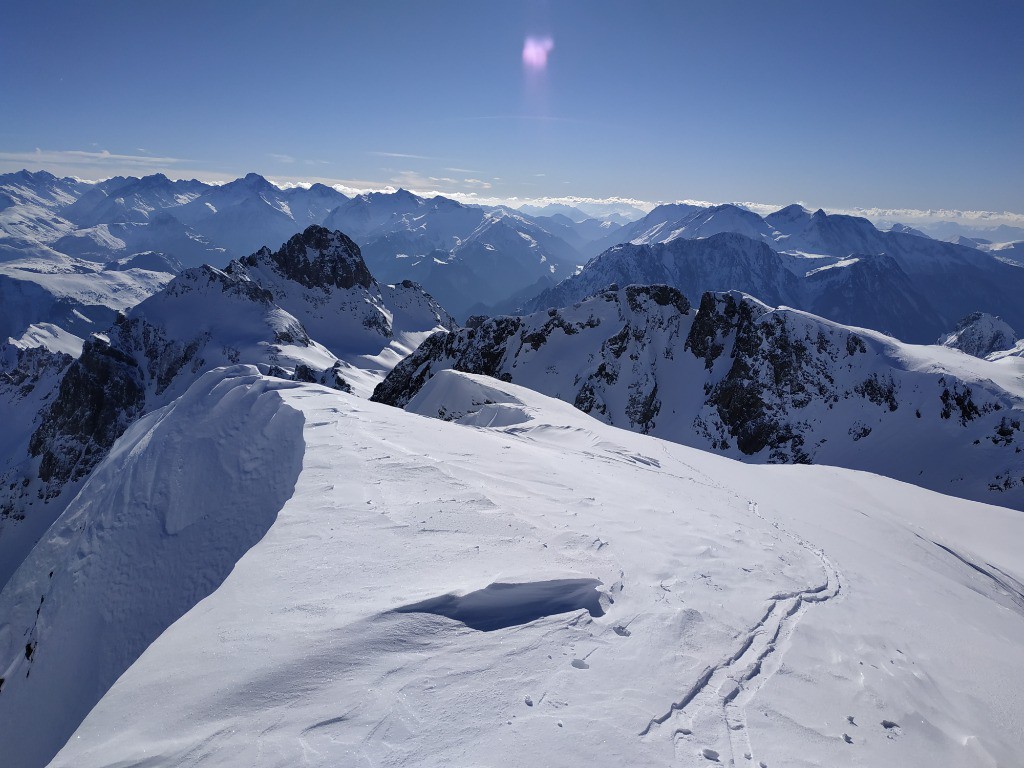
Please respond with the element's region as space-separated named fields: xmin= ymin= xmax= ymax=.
xmin=0 ymin=367 xmax=305 ymax=768
xmin=4 ymin=369 xmax=1018 ymax=768
xmin=374 ymin=286 xmax=1024 ymax=508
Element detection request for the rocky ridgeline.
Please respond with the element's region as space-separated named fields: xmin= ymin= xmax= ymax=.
xmin=374 ymin=286 xmax=1024 ymax=508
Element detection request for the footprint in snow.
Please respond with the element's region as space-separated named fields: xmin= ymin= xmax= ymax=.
xmin=881 ymin=720 xmax=902 ymax=738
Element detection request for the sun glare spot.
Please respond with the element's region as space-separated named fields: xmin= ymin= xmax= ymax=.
xmin=523 ymin=36 xmax=554 ymax=71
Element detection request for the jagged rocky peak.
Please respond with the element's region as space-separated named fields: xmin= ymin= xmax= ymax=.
xmin=236 ymin=225 xmax=373 ymax=291
xmin=939 ymin=312 xmax=1017 ymax=358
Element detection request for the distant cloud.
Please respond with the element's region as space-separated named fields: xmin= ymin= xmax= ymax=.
xmin=510 ymin=194 xmax=656 ymax=212
xmin=389 ymin=170 xmax=435 ymax=190
xmin=0 ymin=147 xmax=186 ymax=168
xmin=388 ymin=170 xmax=495 ymax=194
xmin=269 ymin=176 xmax=397 ymax=196
xmin=368 ymin=150 xmax=435 ymax=160
xmin=833 ymin=205 xmax=1024 ymax=226
xmin=733 ymin=200 xmax=1024 ymax=227
xmin=268 ymin=153 xmax=296 ymax=163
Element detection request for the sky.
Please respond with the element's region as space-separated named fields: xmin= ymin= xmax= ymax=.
xmin=2 ymin=0 xmax=1023 ymax=219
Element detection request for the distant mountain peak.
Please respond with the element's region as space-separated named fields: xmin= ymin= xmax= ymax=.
xmin=233 ymin=172 xmax=274 ymax=191
xmin=939 ymin=312 xmax=1017 ymax=358
xmin=14 ymin=169 xmax=58 ymax=183
xmin=771 ymin=203 xmax=812 ymax=220
xmin=391 ymin=188 xmax=421 ymax=202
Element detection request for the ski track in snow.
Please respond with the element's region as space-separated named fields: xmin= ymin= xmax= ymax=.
xmin=641 ymin=500 xmax=843 ymax=767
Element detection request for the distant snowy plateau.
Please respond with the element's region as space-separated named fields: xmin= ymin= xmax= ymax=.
xmin=1 ymin=170 xmax=1023 ymax=767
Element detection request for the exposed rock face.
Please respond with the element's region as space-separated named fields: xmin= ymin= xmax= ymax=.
xmin=939 ymin=312 xmax=1017 ymax=358
xmin=0 ymin=343 xmax=77 ymax=586
xmin=375 ymin=285 xmax=691 ymax=437
xmin=235 ymin=226 xmax=373 ymax=291
xmin=29 ymin=335 xmax=145 ymax=487
xmin=686 ymin=292 xmax=880 ymax=463
xmin=374 ymin=286 xmax=1024 ymax=508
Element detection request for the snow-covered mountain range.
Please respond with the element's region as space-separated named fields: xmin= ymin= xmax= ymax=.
xmin=1 ymin=170 xmax=606 ymax=320
xmin=324 ymin=193 xmax=588 ymax=317
xmin=1 ymin=169 xmax=1023 ymax=768
xmin=374 ymin=286 xmax=1024 ymax=508
xmin=525 ymin=210 xmax=1024 ymax=343
xmin=8 ymin=169 xmax=1024 ymax=341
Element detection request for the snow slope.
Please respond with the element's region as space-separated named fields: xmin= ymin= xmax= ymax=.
xmin=4 ymin=323 xmax=83 ymax=360
xmin=0 ymin=368 xmax=305 ymax=768
xmin=0 ymin=368 xmax=1017 ymax=768
xmin=0 ymin=247 xmax=177 ymax=340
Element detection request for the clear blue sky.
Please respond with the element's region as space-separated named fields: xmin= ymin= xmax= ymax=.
xmin=2 ymin=0 xmax=1022 ymax=213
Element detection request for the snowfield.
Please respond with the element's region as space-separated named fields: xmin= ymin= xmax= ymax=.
xmin=3 ymin=368 xmax=1020 ymax=767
